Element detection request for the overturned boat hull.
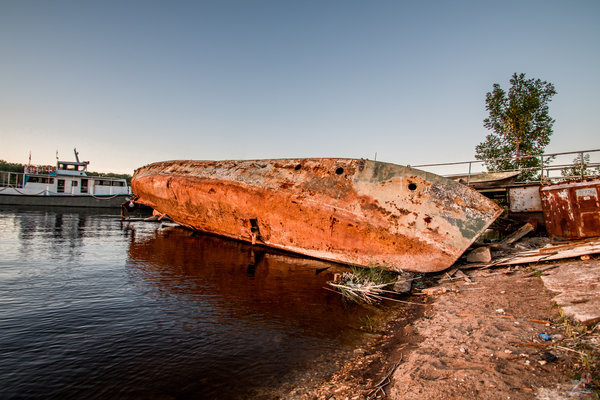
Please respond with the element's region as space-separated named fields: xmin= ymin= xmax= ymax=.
xmin=131 ymin=158 xmax=502 ymax=273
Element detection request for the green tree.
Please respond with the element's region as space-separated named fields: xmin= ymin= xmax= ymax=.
xmin=0 ymin=160 xmax=26 ymax=173
xmin=475 ymin=73 xmax=557 ymax=181
xmin=561 ymin=153 xmax=600 ymax=179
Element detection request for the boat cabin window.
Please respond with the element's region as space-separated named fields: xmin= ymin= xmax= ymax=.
xmin=71 ymin=181 xmax=78 ymax=187
xmin=27 ymin=176 xmax=55 ymax=184
xmin=58 ymin=163 xmax=82 ymax=171
xmin=81 ymin=179 xmax=88 ymax=193
xmin=57 ymin=179 xmax=65 ymax=193
xmin=95 ymin=179 xmax=125 ymax=186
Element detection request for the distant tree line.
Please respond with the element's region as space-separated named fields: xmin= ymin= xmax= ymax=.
xmin=88 ymin=171 xmax=133 ymax=184
xmin=0 ymin=160 xmax=133 ymax=184
xmin=0 ymin=160 xmax=26 ymax=173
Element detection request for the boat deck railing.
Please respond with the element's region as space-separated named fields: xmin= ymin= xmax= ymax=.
xmin=411 ymin=148 xmax=600 ymax=185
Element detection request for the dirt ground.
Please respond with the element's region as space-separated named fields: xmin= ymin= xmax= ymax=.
xmin=281 ymin=258 xmax=599 ymax=400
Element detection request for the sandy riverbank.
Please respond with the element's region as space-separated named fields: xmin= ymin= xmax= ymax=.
xmin=279 ymin=258 xmax=599 ymax=399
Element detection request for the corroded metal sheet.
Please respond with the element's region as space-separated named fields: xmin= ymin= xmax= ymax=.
xmin=509 ymin=186 xmax=543 ymax=212
xmin=540 ymin=179 xmax=600 ymax=239
xmin=131 ymin=158 xmax=502 ymax=273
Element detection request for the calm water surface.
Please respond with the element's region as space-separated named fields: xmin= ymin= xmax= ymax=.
xmin=0 ymin=207 xmax=390 ymax=399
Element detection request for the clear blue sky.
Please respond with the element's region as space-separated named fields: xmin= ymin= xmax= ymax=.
xmin=1 ymin=0 xmax=598 ymax=174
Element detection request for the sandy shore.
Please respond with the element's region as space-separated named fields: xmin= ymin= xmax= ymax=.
xmin=280 ymin=258 xmax=599 ymax=399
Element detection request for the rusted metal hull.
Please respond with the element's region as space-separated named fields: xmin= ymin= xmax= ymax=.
xmin=131 ymin=158 xmax=502 ymax=273
xmin=540 ymin=179 xmax=600 ymax=239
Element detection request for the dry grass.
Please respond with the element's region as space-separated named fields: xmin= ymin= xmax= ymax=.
xmin=553 ymin=306 xmax=600 ymax=396
xmin=327 ymin=265 xmax=397 ymax=304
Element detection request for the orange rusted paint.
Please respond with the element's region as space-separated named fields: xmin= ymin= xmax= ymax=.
xmin=540 ymin=179 xmax=600 ymax=240
xmin=131 ymin=158 xmax=502 ymax=273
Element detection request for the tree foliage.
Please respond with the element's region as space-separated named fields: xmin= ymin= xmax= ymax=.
xmin=475 ymin=73 xmax=557 ymax=181
xmin=87 ymin=171 xmax=133 ymax=184
xmin=561 ymin=154 xmax=600 ymax=179
xmin=0 ymin=160 xmax=26 ymax=173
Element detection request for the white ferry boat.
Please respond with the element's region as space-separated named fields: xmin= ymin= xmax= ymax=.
xmin=0 ymin=150 xmax=130 ymax=208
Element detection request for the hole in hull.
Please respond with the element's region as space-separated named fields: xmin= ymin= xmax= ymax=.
xmin=249 ymin=218 xmax=259 ymax=233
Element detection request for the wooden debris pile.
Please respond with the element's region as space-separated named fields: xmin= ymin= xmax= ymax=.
xmin=462 ymin=219 xmax=600 ymax=269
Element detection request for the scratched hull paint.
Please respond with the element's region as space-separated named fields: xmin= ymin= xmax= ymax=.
xmin=131 ymin=159 xmax=502 ymax=273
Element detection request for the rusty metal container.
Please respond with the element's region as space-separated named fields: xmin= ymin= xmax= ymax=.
xmin=540 ymin=179 xmax=600 ymax=239
xmin=132 ymin=158 xmax=502 ymax=273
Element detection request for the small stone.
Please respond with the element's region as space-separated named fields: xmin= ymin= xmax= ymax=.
xmin=496 ymin=308 xmax=505 ymax=314
xmin=467 ymin=246 xmax=492 ymax=263
xmin=525 ymin=360 xmax=530 ymax=365
xmin=393 ymin=271 xmax=413 ymax=293
xmin=460 ymin=347 xmax=467 ymax=353
xmin=504 ymin=349 xmax=513 ymax=354
xmin=538 ymin=360 xmax=547 ymax=366
xmin=581 ymin=255 xmax=590 ymax=261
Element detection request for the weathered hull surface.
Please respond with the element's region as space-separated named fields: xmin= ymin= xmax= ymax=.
xmin=131 ymin=159 xmax=502 ymax=272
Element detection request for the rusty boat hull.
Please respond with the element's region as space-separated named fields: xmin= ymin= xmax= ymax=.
xmin=131 ymin=158 xmax=502 ymax=273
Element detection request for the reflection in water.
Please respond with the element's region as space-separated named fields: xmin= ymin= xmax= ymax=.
xmin=127 ymin=228 xmax=362 ymax=337
xmin=0 ymin=208 xmax=395 ymax=399
xmin=125 ymin=228 xmax=378 ymax=398
xmin=12 ymin=206 xmax=123 ymax=263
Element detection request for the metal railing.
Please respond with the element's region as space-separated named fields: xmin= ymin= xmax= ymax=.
xmin=412 ymin=149 xmax=600 ymax=184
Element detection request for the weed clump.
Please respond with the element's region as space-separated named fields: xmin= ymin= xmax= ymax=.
xmin=327 ymin=265 xmax=398 ymax=304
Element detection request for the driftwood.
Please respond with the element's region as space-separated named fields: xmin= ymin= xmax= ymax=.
xmin=498 ymin=222 xmax=535 ymax=246
xmin=526 ymin=318 xmax=552 ymax=324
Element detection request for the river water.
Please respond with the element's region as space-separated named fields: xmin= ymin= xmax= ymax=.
xmin=0 ymin=207 xmax=395 ymax=399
